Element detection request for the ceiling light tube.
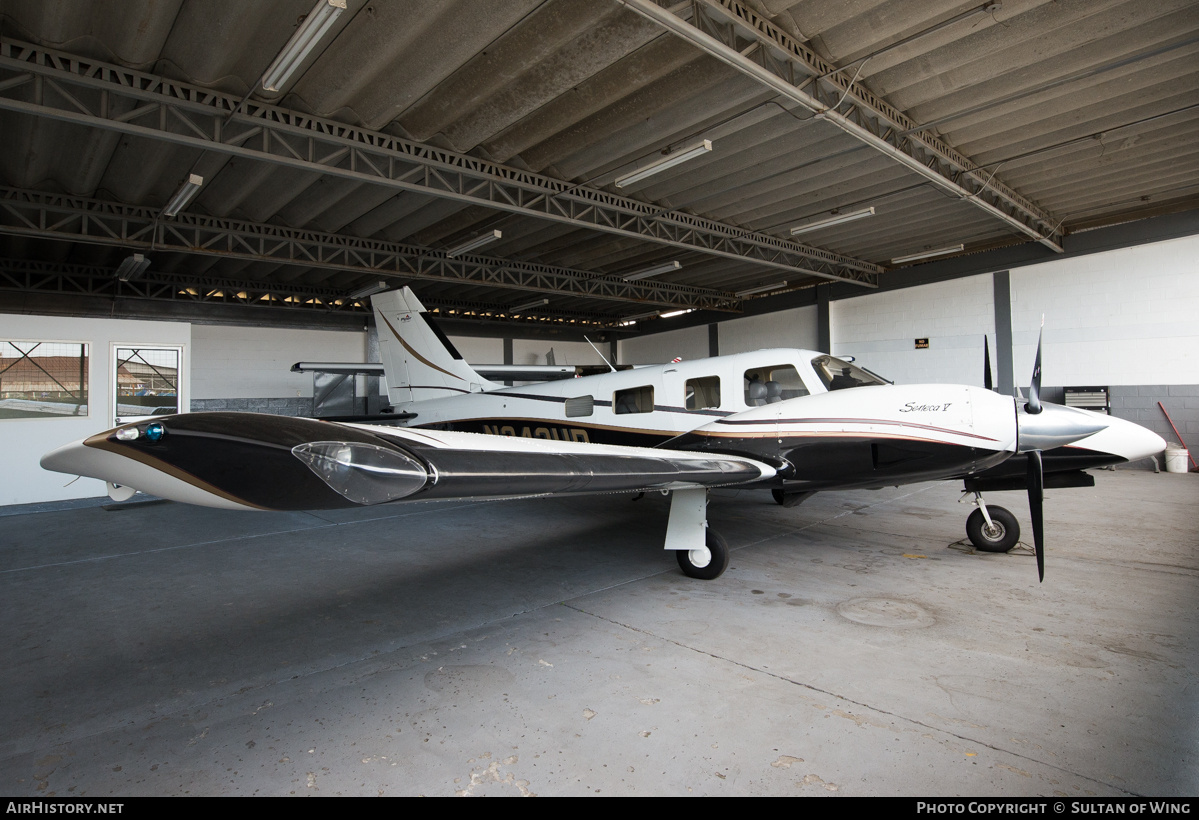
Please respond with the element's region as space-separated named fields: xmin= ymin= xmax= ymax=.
xmin=621 ymin=260 xmax=681 ymax=281
xmin=789 ymin=207 xmax=875 ymax=235
xmin=658 ymin=308 xmax=694 ymax=319
xmin=349 ymin=281 xmax=388 ymax=300
xmin=262 ymin=0 xmax=347 ymax=92
xmin=445 ymin=229 xmax=502 ymax=258
xmin=509 ymin=298 xmax=549 ymax=314
xmin=622 ymin=310 xmax=661 ymax=323
xmin=614 ymin=140 xmax=712 ymax=188
xmin=115 ymin=253 xmax=150 ymax=282
xmin=162 ymin=174 xmax=204 ymax=217
xmin=891 ymin=244 xmax=965 ymax=264
xmin=735 ymin=280 xmax=788 ymax=297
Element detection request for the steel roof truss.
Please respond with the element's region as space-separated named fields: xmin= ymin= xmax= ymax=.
xmin=0 ymin=40 xmax=879 ymax=286
xmin=619 ymin=0 xmax=1065 ymax=253
xmin=0 ymin=187 xmax=740 ymax=312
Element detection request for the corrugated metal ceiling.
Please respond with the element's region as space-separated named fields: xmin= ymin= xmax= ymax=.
xmin=1 ymin=0 xmax=1195 ymax=330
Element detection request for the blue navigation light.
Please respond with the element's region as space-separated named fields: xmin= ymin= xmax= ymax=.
xmin=144 ymin=422 xmax=166 ymax=442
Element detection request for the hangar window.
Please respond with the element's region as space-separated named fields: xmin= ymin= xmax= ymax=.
xmin=685 ymin=376 xmax=720 ymax=410
xmin=613 ymin=385 xmax=653 ymax=414
xmin=565 ymin=395 xmax=594 ymax=417
xmin=744 ymin=365 xmax=807 ymax=406
xmin=0 ymin=341 xmax=89 ymax=419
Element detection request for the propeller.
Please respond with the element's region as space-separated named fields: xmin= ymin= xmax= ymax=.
xmin=1018 ymin=318 xmax=1047 ymax=581
xmin=1026 ymin=448 xmax=1044 ymax=581
xmin=1026 ymin=316 xmax=1043 ymax=414
xmin=983 ymin=335 xmax=993 ymax=391
xmin=1005 ymin=318 xmax=1105 ymax=582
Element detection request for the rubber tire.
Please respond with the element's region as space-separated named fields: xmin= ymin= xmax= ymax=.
xmin=966 ymin=506 xmax=1020 ymax=553
xmin=771 ymin=489 xmax=787 ymax=505
xmin=676 ymin=530 xmax=731 ymax=580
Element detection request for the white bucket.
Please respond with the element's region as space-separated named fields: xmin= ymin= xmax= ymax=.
xmin=1165 ymin=447 xmax=1190 ymax=473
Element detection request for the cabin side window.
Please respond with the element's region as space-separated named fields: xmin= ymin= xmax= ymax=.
xmin=564 ymin=395 xmax=594 ymax=417
xmin=743 ymin=365 xmax=808 ymax=406
xmin=685 ymin=376 xmax=720 ymax=410
xmin=613 ymin=385 xmax=653 ymax=414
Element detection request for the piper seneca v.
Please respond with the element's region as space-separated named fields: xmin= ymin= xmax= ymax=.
xmin=42 ymin=288 xmax=1165 ymax=581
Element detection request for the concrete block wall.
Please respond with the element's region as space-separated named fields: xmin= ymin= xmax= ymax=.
xmin=718 ymin=305 xmax=818 ymax=355
xmin=191 ymin=324 xmax=366 ymax=403
xmin=620 ymin=324 xmax=709 ymax=365
xmin=191 ymin=396 xmax=313 ymax=416
xmin=512 ymin=339 xmax=607 ymax=367
xmin=1009 ymin=234 xmax=1198 ymax=387
xmin=1109 ymin=385 xmax=1199 ymax=451
xmin=830 ymin=274 xmax=995 ymax=386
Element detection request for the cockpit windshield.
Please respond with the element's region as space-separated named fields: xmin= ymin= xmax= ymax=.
xmin=811 ymin=355 xmax=890 ymax=391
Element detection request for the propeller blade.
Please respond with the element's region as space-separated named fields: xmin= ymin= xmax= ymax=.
xmin=1027 ymin=449 xmax=1044 ymax=582
xmin=983 ymin=335 xmax=993 ymax=391
xmin=1026 ymin=318 xmax=1044 ymax=414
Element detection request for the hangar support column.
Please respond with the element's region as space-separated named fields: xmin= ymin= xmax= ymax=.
xmin=993 ymin=272 xmax=1014 ymax=397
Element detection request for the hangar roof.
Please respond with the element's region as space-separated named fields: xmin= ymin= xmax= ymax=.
xmin=1 ymin=0 xmax=1196 ymax=332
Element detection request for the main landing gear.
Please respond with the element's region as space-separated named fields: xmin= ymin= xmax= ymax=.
xmin=665 ymin=487 xmax=730 ymax=579
xmin=963 ymin=491 xmax=1020 ymax=552
xmin=675 ymin=530 xmax=730 ymax=580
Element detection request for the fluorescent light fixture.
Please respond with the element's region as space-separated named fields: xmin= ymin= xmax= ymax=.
xmin=349 ymin=281 xmax=388 ymax=300
xmin=445 ymin=229 xmax=502 ymax=258
xmin=115 ymin=253 xmax=150 ymax=282
xmin=614 ymin=140 xmax=712 ymax=188
xmin=162 ymin=174 xmax=203 ymax=217
xmin=789 ymin=207 xmax=875 ymax=235
xmin=262 ymin=0 xmax=347 ymax=92
xmin=621 ymin=261 xmax=681 ymax=281
xmin=735 ymin=280 xmax=788 ymax=297
xmin=891 ymin=244 xmax=965 ymax=264
xmin=621 ymin=310 xmax=661 ymax=323
xmin=658 ymin=308 xmax=694 ymax=319
xmin=509 ymin=298 xmax=548 ymax=314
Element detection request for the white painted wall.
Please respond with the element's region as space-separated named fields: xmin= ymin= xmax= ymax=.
xmin=447 ymin=335 xmax=503 ymax=367
xmin=620 ymin=324 xmax=709 ymax=365
xmin=719 ymin=305 xmax=819 ymax=355
xmin=2 ymin=313 xmax=190 ymax=505
xmin=1009 ymin=234 xmax=1199 ymax=386
xmin=830 ymin=274 xmax=995 ymax=386
xmin=192 ymin=325 xmax=365 ymax=399
xmin=513 ymin=339 xmax=606 ymax=367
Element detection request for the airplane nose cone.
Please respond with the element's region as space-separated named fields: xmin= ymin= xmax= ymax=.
xmin=1108 ymin=415 xmax=1168 ymax=462
xmin=1065 ymin=412 xmax=1167 ymax=465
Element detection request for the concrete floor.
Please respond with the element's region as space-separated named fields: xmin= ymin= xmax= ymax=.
xmin=0 ymin=469 xmax=1195 ymax=797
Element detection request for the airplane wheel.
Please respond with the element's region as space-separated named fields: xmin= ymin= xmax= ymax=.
xmin=676 ymin=530 xmax=730 ymax=580
xmin=771 ymin=489 xmax=786 ymax=505
xmin=966 ymin=507 xmax=1020 ymax=553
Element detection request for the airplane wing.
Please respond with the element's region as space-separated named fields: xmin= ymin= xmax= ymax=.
xmin=41 ymin=412 xmax=777 ymax=511
xmin=291 ymin=362 xmax=579 ymax=382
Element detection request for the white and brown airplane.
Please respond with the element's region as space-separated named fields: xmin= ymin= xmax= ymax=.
xmin=41 ymin=288 xmax=1165 ymax=581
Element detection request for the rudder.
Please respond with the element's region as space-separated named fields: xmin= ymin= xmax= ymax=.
xmin=371 ymin=288 xmax=496 ymax=406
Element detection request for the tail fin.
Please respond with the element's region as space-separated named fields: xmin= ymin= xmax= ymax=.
xmin=371 ymin=288 xmax=497 ymax=406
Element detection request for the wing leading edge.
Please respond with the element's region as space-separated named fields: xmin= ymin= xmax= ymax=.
xmin=41 ymin=413 xmax=777 ymax=511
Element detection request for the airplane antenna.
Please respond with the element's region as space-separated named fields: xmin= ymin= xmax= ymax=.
xmin=584 ymin=336 xmax=617 ymax=372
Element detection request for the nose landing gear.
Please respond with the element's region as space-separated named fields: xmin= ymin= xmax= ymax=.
xmin=964 ymin=500 xmax=1020 ymax=553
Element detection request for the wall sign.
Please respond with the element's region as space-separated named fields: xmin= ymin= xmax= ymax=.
xmin=915 ymin=338 xmax=929 ymax=349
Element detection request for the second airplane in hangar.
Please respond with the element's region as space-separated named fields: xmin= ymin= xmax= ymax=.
xmin=42 ymin=288 xmax=1165 ymax=582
